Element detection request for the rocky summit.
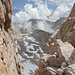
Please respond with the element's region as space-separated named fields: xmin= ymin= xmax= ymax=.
xmin=35 ymin=3 xmax=75 ymax=75
xmin=0 ymin=0 xmax=24 ymax=75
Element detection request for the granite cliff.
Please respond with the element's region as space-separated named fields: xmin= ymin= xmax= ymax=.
xmin=0 ymin=0 xmax=24 ymax=75
xmin=35 ymin=3 xmax=75 ymax=75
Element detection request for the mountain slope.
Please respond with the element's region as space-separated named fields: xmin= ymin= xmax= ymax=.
xmin=16 ymin=29 xmax=51 ymax=75
xmin=0 ymin=0 xmax=24 ymax=75
xmin=13 ymin=17 xmax=66 ymax=33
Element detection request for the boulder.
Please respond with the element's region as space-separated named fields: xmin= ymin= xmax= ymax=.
xmin=49 ymin=39 xmax=75 ymax=66
xmin=35 ymin=39 xmax=75 ymax=75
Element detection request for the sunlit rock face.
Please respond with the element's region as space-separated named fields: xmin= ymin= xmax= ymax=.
xmin=53 ymin=3 xmax=75 ymax=47
xmin=0 ymin=0 xmax=24 ymax=75
xmin=35 ymin=3 xmax=75 ymax=75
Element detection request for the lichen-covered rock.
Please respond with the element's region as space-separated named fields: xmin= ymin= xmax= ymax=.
xmin=0 ymin=0 xmax=24 ymax=75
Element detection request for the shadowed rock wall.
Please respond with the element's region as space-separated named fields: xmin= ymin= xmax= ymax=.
xmin=0 ymin=0 xmax=24 ymax=75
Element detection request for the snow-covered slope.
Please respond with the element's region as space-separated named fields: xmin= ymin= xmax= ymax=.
xmin=15 ymin=30 xmax=51 ymax=75
xmin=13 ymin=17 xmax=66 ymax=75
xmin=13 ymin=17 xmax=66 ymax=33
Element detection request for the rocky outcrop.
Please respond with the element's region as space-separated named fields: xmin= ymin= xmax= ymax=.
xmin=64 ymin=64 xmax=75 ymax=75
xmin=69 ymin=3 xmax=75 ymax=17
xmin=35 ymin=3 xmax=75 ymax=75
xmin=35 ymin=39 xmax=75 ymax=75
xmin=0 ymin=0 xmax=24 ymax=75
xmin=50 ymin=3 xmax=75 ymax=47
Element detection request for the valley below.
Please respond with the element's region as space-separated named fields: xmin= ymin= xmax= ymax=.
xmin=13 ymin=17 xmax=66 ymax=75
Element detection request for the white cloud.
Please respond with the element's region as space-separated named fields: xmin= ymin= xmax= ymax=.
xmin=12 ymin=0 xmax=75 ymax=30
xmin=38 ymin=4 xmax=52 ymax=19
xmin=24 ymin=4 xmax=39 ymax=19
xmin=49 ymin=3 xmax=71 ymax=21
xmin=12 ymin=11 xmax=30 ymax=23
xmin=12 ymin=3 xmax=52 ymax=23
xmin=47 ymin=0 xmax=75 ymax=21
xmin=13 ymin=0 xmax=75 ymax=23
xmin=48 ymin=0 xmax=75 ymax=6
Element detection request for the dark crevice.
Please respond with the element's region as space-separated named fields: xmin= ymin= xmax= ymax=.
xmin=62 ymin=72 xmax=65 ymax=75
xmin=0 ymin=24 xmax=3 ymax=29
xmin=1 ymin=0 xmax=11 ymax=31
xmin=1 ymin=57 xmax=4 ymax=60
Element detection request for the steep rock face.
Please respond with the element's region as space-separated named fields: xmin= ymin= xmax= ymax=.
xmin=35 ymin=3 xmax=75 ymax=75
xmin=35 ymin=40 xmax=75 ymax=75
xmin=50 ymin=3 xmax=75 ymax=47
xmin=0 ymin=0 xmax=24 ymax=75
xmin=69 ymin=3 xmax=75 ymax=17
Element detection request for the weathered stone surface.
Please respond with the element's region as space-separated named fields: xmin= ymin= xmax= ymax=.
xmin=0 ymin=1 xmax=5 ymax=23
xmin=38 ymin=54 xmax=49 ymax=72
xmin=49 ymin=39 xmax=75 ymax=66
xmin=69 ymin=3 xmax=75 ymax=17
xmin=0 ymin=0 xmax=24 ymax=75
xmin=48 ymin=3 xmax=75 ymax=47
xmin=56 ymin=68 xmax=64 ymax=75
xmin=35 ymin=40 xmax=75 ymax=75
xmin=34 ymin=54 xmax=57 ymax=75
xmin=35 ymin=66 xmax=57 ymax=75
xmin=64 ymin=64 xmax=75 ymax=75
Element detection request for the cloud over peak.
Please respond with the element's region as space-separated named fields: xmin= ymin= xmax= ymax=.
xmin=12 ymin=0 xmax=75 ymax=23
xmin=13 ymin=3 xmax=52 ymax=23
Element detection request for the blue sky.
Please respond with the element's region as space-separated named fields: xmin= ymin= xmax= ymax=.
xmin=12 ymin=0 xmax=26 ymax=8
xmin=12 ymin=0 xmax=57 ymax=10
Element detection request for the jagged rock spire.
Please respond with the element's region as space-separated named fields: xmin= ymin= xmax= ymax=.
xmin=69 ymin=3 xmax=75 ymax=17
